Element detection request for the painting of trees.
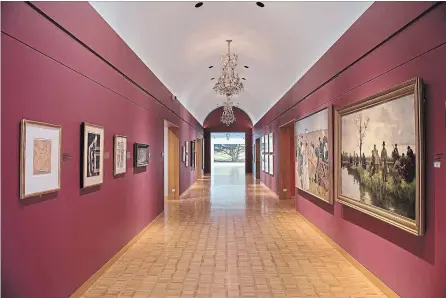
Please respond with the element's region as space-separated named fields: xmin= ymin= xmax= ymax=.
xmin=354 ymin=113 xmax=369 ymax=158
xmin=214 ymin=144 xmax=245 ymax=162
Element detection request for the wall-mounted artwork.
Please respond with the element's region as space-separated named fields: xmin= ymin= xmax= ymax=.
xmin=182 ymin=145 xmax=185 ymax=162
xmin=261 ymin=136 xmax=265 ymax=171
xmin=264 ymin=135 xmax=269 ymax=173
xmin=114 ymin=135 xmax=127 ymax=176
xmin=185 ymin=141 xmax=189 ymax=167
xmin=336 ymin=78 xmax=424 ymax=235
xmin=268 ymin=132 xmax=274 ymax=175
xmin=134 ymin=143 xmax=149 ymax=167
xmin=214 ymin=144 xmax=245 ymax=162
xmin=269 ymin=154 xmax=274 ymax=175
xmin=20 ymin=120 xmax=62 ymax=199
xmin=201 ymin=138 xmax=205 ymax=170
xmin=295 ymin=108 xmax=332 ymax=203
xmin=268 ymin=133 xmax=273 ymax=153
xmin=191 ymin=140 xmax=196 ymax=168
xmin=81 ymin=122 xmax=104 ymax=188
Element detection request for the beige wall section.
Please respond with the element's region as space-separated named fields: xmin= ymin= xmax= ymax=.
xmin=168 ymin=128 xmax=179 ymax=200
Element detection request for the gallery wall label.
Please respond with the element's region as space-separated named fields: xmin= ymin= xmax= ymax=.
xmin=62 ymin=153 xmax=72 ymax=161
xmin=126 ymin=152 xmax=131 ymax=159
xmin=104 ymin=152 xmax=110 ymax=159
xmin=434 ymin=161 xmax=440 ymax=168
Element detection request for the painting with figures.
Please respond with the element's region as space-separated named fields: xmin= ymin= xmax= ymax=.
xmin=21 ymin=120 xmax=62 ymax=199
xmin=87 ymin=132 xmax=101 ymax=177
xmin=295 ymin=108 xmax=331 ymax=203
xmin=337 ymin=78 xmax=424 ymax=235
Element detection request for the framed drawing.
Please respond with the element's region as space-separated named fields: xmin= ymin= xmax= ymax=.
xmin=114 ymin=135 xmax=127 ymax=176
xmin=134 ymin=143 xmax=149 ymax=167
xmin=268 ymin=133 xmax=273 ymax=153
xmin=81 ymin=122 xmax=104 ymax=188
xmin=335 ymin=78 xmax=424 ymax=235
xmin=295 ymin=107 xmax=333 ymax=204
xmin=261 ymin=136 xmax=265 ymax=171
xmin=269 ymin=154 xmax=274 ymax=175
xmin=201 ymin=138 xmax=205 ymax=170
xmin=264 ymin=135 xmax=269 ymax=174
xmin=181 ymin=145 xmax=185 ymax=162
xmin=191 ymin=140 xmax=195 ymax=168
xmin=268 ymin=132 xmax=274 ymax=175
xmin=185 ymin=141 xmax=189 ymax=167
xmin=20 ymin=120 xmax=62 ymax=199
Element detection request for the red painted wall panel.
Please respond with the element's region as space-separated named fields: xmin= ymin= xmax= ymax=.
xmin=1 ymin=2 xmax=202 ymax=298
xmin=254 ymin=3 xmax=446 ymax=298
xmin=203 ymin=107 xmax=253 ymax=174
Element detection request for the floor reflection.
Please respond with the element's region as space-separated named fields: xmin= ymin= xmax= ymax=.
xmin=81 ymin=165 xmax=387 ymax=298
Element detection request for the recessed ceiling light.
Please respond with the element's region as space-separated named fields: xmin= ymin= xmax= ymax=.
xmin=195 ymin=2 xmax=203 ymax=8
xmin=242 ymin=78 xmax=246 ymax=80
xmin=209 ymin=65 xmax=213 ymax=68
xmin=211 ymin=77 xmax=215 ymax=80
xmin=256 ymin=2 xmax=265 ymax=7
xmin=244 ymin=65 xmax=249 ymax=68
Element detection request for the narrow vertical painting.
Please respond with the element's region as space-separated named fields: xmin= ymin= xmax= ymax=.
xmin=114 ymin=135 xmax=127 ymax=175
xmin=336 ymin=78 xmax=424 ymax=235
xmin=81 ymin=123 xmax=104 ymax=188
xmin=20 ymin=120 xmax=62 ymax=199
xmin=295 ymin=108 xmax=332 ymax=203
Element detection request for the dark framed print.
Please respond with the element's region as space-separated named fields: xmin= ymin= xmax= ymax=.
xmin=20 ymin=119 xmax=62 ymax=199
xmin=81 ymin=122 xmax=104 ymax=188
xmin=134 ymin=143 xmax=149 ymax=167
xmin=185 ymin=141 xmax=189 ymax=167
xmin=335 ymin=78 xmax=424 ymax=235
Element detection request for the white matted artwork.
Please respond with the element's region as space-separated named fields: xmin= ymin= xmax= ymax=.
xmin=268 ymin=133 xmax=273 ymax=153
xmin=81 ymin=122 xmax=104 ymax=188
xmin=264 ymin=135 xmax=269 ymax=173
xmin=269 ymin=154 xmax=274 ymax=175
xmin=20 ymin=119 xmax=62 ymax=199
xmin=114 ymin=135 xmax=127 ymax=175
xmin=261 ymin=136 xmax=265 ymax=171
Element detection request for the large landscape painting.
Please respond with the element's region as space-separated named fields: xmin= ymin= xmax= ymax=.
xmin=295 ymin=108 xmax=331 ymax=202
xmin=337 ymin=78 xmax=424 ymax=235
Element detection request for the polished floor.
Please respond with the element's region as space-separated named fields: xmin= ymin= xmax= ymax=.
xmin=81 ymin=165 xmax=387 ymax=298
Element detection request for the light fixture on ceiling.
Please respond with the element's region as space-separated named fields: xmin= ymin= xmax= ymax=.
xmin=242 ymin=78 xmax=246 ymax=80
xmin=195 ymin=2 xmax=203 ymax=8
xmin=211 ymin=77 xmax=215 ymax=80
xmin=220 ymin=96 xmax=236 ymax=126
xmin=209 ymin=65 xmax=213 ymax=68
xmin=213 ymin=40 xmax=244 ymax=98
xmin=244 ymin=65 xmax=249 ymax=68
xmin=256 ymin=2 xmax=265 ymax=7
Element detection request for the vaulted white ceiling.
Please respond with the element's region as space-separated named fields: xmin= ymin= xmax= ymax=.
xmin=90 ymin=1 xmax=372 ymax=124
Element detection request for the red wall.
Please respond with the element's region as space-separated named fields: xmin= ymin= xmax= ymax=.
xmin=254 ymin=2 xmax=446 ymax=297
xmin=203 ymin=107 xmax=253 ymax=174
xmin=1 ymin=2 xmax=203 ymax=298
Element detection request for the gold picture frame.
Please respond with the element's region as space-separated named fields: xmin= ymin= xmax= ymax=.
xmin=20 ymin=119 xmax=62 ymax=199
xmin=335 ymin=78 xmax=424 ymax=236
xmin=295 ymin=106 xmax=333 ymax=204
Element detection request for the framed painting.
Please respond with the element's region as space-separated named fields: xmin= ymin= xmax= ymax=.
xmin=81 ymin=122 xmax=104 ymax=188
xmin=181 ymin=145 xmax=185 ymax=162
xmin=201 ymin=138 xmax=205 ymax=170
xmin=268 ymin=132 xmax=273 ymax=153
xmin=335 ymin=78 xmax=424 ymax=236
xmin=264 ymin=135 xmax=269 ymax=174
xmin=295 ymin=107 xmax=333 ymax=204
xmin=269 ymin=154 xmax=274 ymax=175
xmin=134 ymin=143 xmax=149 ymax=167
xmin=191 ymin=140 xmax=195 ymax=168
xmin=114 ymin=135 xmax=127 ymax=176
xmin=20 ymin=120 xmax=62 ymax=199
xmin=260 ymin=136 xmax=264 ymax=171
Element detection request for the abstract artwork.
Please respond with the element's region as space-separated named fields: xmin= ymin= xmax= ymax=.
xmin=134 ymin=143 xmax=149 ymax=167
xmin=336 ymin=78 xmax=424 ymax=235
xmin=114 ymin=135 xmax=127 ymax=175
xmin=20 ymin=120 xmax=62 ymax=199
xmin=295 ymin=108 xmax=332 ymax=203
xmin=81 ymin=123 xmax=104 ymax=188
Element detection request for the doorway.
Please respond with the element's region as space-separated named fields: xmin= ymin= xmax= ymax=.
xmin=211 ymin=132 xmax=246 ymax=176
xmin=279 ymin=122 xmax=295 ymax=199
xmin=164 ymin=122 xmax=179 ymax=200
xmin=255 ymin=138 xmax=261 ymax=180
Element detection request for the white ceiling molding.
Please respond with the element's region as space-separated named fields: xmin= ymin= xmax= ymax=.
xmin=90 ymin=1 xmax=372 ymax=124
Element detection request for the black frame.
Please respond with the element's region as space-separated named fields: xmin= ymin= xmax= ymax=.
xmin=133 ymin=143 xmax=149 ymax=167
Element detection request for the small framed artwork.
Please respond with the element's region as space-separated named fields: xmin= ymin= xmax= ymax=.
xmin=20 ymin=119 xmax=62 ymax=199
xmin=268 ymin=132 xmax=273 ymax=153
xmin=114 ymin=135 xmax=127 ymax=176
xmin=181 ymin=145 xmax=186 ymax=162
xmin=81 ymin=122 xmax=104 ymax=188
xmin=134 ymin=143 xmax=149 ymax=167
xmin=185 ymin=141 xmax=189 ymax=167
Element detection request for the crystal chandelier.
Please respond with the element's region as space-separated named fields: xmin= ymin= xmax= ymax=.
xmin=220 ymin=97 xmax=236 ymax=126
xmin=213 ymin=40 xmax=244 ymax=97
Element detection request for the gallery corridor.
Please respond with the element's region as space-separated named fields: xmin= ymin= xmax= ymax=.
xmin=80 ymin=170 xmax=387 ymax=298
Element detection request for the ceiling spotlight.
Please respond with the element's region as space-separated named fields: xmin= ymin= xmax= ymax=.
xmin=256 ymin=2 xmax=265 ymax=7
xmin=209 ymin=65 xmax=213 ymax=68
xmin=195 ymin=2 xmax=203 ymax=8
xmin=211 ymin=77 xmax=215 ymax=80
xmin=242 ymin=78 xmax=246 ymax=80
xmin=244 ymin=65 xmax=249 ymax=68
